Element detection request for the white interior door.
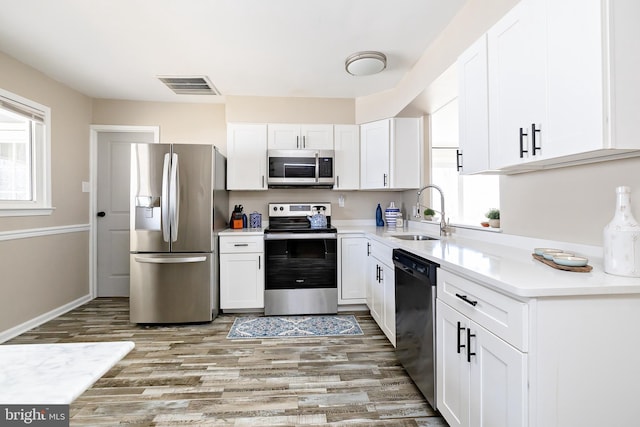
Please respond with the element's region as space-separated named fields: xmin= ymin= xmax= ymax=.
xmin=97 ymin=130 xmax=156 ymax=296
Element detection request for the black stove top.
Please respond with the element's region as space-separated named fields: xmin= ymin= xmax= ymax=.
xmin=264 ymin=202 xmax=335 ymax=234
xmin=264 ymin=225 xmax=337 ymax=234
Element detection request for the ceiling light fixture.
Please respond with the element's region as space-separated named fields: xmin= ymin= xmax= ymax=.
xmin=345 ymin=51 xmax=387 ymax=76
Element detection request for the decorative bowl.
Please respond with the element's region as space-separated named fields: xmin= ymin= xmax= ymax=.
xmin=543 ymin=251 xmax=573 ymax=260
xmin=534 ymin=248 xmax=563 ymax=256
xmin=552 ymin=255 xmax=589 ymax=267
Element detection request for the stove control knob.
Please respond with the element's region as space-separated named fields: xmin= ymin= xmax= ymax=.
xmin=273 ymin=206 xmax=278 ymax=211
xmin=279 ymin=206 xmax=284 ymax=211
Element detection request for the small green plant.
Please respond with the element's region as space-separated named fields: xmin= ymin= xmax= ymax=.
xmin=424 ymin=208 xmax=436 ymax=217
xmin=485 ymin=208 xmax=500 ymax=220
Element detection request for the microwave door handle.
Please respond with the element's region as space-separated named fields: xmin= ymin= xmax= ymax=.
xmin=161 ymin=153 xmax=171 ymax=242
xmin=315 ymin=152 xmax=319 ymax=183
xmin=170 ymin=152 xmax=179 ymax=242
xmin=283 ymin=163 xmax=311 ymax=178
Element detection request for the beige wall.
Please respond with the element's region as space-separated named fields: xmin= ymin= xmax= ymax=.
xmin=92 ymin=99 xmax=228 ymax=155
xmin=501 ymin=157 xmax=640 ymax=245
xmin=226 ymin=96 xmax=355 ymax=124
xmin=0 ymin=233 xmax=89 ymax=331
xmin=0 ymin=51 xmax=92 ymax=332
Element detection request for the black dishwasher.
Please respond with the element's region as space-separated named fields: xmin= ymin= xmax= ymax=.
xmin=393 ymin=248 xmax=439 ymax=410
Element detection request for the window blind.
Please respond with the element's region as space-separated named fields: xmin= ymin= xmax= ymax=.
xmin=0 ymin=95 xmax=45 ymax=123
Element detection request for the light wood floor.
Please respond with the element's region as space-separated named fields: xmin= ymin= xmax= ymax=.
xmin=6 ymin=298 xmax=447 ymax=426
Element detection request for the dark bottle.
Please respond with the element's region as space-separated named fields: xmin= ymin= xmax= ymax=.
xmin=242 ymin=213 xmax=247 ymax=228
xmin=376 ymin=203 xmax=384 ymax=227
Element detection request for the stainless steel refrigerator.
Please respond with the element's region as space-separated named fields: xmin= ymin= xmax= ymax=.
xmin=129 ymin=143 xmax=228 ymax=323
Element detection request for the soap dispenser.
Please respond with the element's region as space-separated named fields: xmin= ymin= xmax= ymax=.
xmin=376 ymin=203 xmax=384 ymax=227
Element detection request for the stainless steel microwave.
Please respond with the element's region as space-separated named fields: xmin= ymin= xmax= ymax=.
xmin=267 ymin=149 xmax=334 ymax=188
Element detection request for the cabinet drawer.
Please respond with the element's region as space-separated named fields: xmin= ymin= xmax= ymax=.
xmin=369 ymin=239 xmax=395 ymax=266
xmin=438 ymin=269 xmax=528 ymax=351
xmin=219 ymin=235 xmax=264 ymax=253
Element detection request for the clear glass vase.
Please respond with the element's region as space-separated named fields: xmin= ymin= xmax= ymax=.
xmin=603 ymin=186 xmax=640 ymax=277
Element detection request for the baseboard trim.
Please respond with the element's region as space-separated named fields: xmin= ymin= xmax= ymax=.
xmin=0 ymin=294 xmax=93 ymax=343
xmin=0 ymin=224 xmax=90 ymax=242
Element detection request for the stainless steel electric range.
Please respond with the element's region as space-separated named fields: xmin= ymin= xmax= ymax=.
xmin=263 ymin=202 xmax=337 ymax=316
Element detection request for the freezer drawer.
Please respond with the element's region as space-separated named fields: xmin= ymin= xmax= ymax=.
xmin=130 ymin=253 xmax=213 ymax=323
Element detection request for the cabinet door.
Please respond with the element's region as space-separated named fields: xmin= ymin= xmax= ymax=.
xmin=365 ymin=242 xmax=373 ymax=309
xmin=301 ymin=124 xmax=334 ymax=149
xmin=381 ymin=262 xmax=396 ymax=346
xmin=488 ymin=0 xmax=546 ymax=169
xmin=543 ymin=0 xmax=603 ymax=159
xmin=458 ymin=34 xmax=490 ymax=174
xmin=220 ymin=252 xmax=264 ymax=309
xmin=267 ymin=124 xmax=300 ymax=149
xmin=437 ymin=300 xmax=471 ymax=427
xmin=333 ymin=125 xmax=360 ymax=190
xmin=469 ymin=322 xmax=527 ymax=427
xmin=368 ymin=257 xmax=384 ymax=325
xmin=339 ymin=236 xmax=367 ymax=303
xmin=227 ymin=124 xmax=267 ymax=190
xmin=390 ymin=118 xmax=421 ymax=189
xmin=360 ymin=120 xmax=390 ymax=189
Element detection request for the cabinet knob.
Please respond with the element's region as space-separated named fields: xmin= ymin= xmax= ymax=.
xmin=467 ymin=329 xmax=476 ymax=363
xmin=456 ymin=149 xmax=463 ymax=172
xmin=531 ymin=123 xmax=541 ymax=155
xmin=455 ymin=293 xmax=478 ymax=306
xmin=457 ymin=321 xmax=466 ymax=354
xmin=97 ymin=211 xmax=106 ymax=217
xmin=519 ymin=127 xmax=529 ymax=158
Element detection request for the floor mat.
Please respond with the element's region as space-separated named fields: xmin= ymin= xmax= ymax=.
xmin=227 ymin=315 xmax=364 ymax=339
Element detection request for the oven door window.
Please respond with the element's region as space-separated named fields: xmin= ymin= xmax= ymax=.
xmin=269 ymin=156 xmax=315 ymax=179
xmin=265 ymin=238 xmax=337 ymax=289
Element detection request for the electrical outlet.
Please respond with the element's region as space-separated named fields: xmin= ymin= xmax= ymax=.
xmin=338 ymin=195 xmax=345 ymax=207
xmin=82 ymin=181 xmax=90 ymax=193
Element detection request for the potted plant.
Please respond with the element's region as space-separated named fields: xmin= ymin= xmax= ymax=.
xmin=485 ymin=208 xmax=500 ymax=228
xmin=423 ymin=208 xmax=436 ymax=221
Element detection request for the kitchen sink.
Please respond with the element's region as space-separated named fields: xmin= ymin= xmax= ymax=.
xmin=391 ymin=234 xmax=438 ymax=241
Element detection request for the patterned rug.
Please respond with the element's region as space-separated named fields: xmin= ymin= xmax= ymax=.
xmin=227 ymin=315 xmax=364 ymax=339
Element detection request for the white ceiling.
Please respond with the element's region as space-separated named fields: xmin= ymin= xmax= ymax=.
xmin=0 ymin=0 xmax=467 ymax=103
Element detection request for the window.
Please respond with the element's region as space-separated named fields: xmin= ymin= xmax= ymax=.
xmin=429 ymin=99 xmax=499 ymax=227
xmin=0 ymin=88 xmax=52 ymax=216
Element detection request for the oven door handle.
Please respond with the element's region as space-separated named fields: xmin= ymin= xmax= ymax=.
xmin=264 ymin=232 xmax=337 ymax=240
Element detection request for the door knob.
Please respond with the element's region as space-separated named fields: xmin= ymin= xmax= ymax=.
xmin=97 ymin=211 xmax=106 ymax=217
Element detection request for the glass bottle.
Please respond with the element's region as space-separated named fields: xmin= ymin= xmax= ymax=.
xmin=603 ymin=186 xmax=640 ymax=277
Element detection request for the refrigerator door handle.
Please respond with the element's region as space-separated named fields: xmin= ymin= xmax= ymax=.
xmin=134 ymin=255 xmax=207 ymax=264
xmin=169 ymin=152 xmax=180 ymax=242
xmin=161 ymin=153 xmax=171 ymax=242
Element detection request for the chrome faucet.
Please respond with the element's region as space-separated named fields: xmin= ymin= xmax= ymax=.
xmin=416 ymin=184 xmax=450 ymax=236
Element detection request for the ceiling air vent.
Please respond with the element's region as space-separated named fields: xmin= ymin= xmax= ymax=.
xmin=158 ymin=75 xmax=220 ymax=95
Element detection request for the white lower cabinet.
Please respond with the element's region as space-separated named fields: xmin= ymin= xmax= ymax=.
xmin=437 ymin=269 xmax=527 ymax=427
xmin=338 ymin=235 xmax=367 ymax=304
xmin=437 ymin=300 xmax=527 ymax=427
xmin=366 ymin=239 xmax=396 ymax=346
xmin=219 ymin=235 xmax=264 ymax=310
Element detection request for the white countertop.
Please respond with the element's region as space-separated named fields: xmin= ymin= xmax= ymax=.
xmin=0 ymin=341 xmax=134 ymax=404
xmin=218 ymin=228 xmax=265 ymax=236
xmin=218 ymin=222 xmax=640 ymax=298
xmin=338 ymin=224 xmax=640 ymax=298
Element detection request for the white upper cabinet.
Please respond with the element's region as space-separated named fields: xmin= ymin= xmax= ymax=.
xmin=360 ymin=118 xmax=421 ymax=190
xmin=487 ymin=0 xmax=546 ymax=170
xmin=267 ymin=124 xmax=334 ymax=150
xmin=226 ymin=123 xmax=267 ymax=190
xmin=457 ymin=34 xmax=490 ymax=174
xmin=488 ymin=0 xmax=640 ymax=172
xmin=333 ymin=124 xmax=360 ymax=190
